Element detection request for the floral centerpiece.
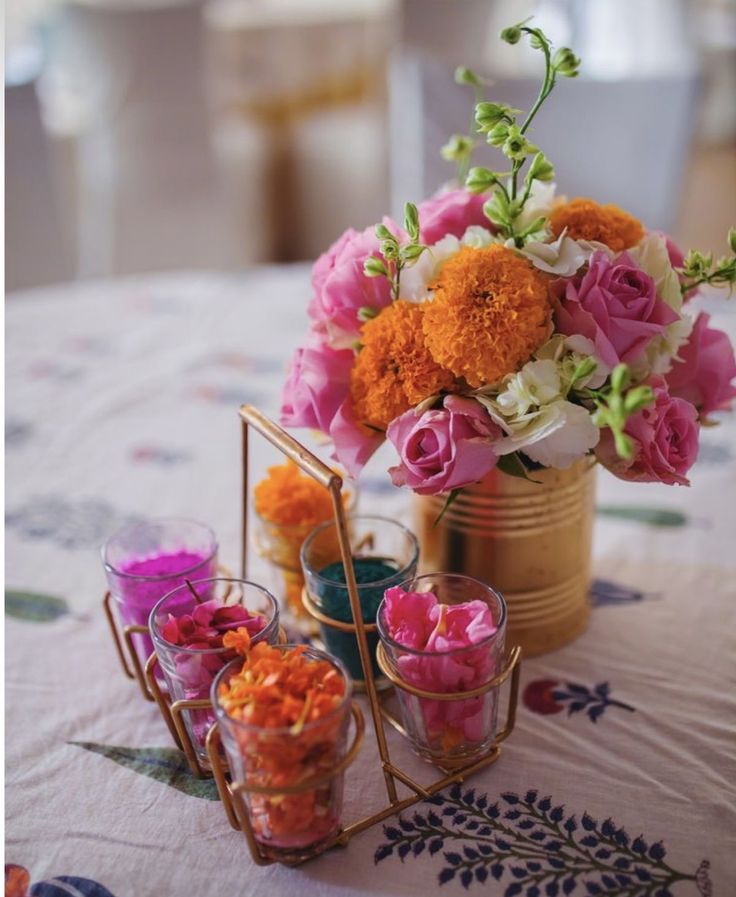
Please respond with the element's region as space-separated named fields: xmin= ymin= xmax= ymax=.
xmin=279 ymin=20 xmax=736 ymax=653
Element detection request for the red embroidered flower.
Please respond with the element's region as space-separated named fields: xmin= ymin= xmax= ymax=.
xmin=523 ymin=679 xmax=564 ymax=715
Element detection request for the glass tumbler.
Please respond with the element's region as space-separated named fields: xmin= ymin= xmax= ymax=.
xmin=149 ymin=578 xmax=279 ymax=765
xmin=377 ymin=573 xmax=506 ymax=766
xmin=212 ymin=647 xmax=353 ymax=862
xmin=103 ymin=517 xmax=218 ymax=670
xmin=300 ymin=516 xmax=419 ymax=685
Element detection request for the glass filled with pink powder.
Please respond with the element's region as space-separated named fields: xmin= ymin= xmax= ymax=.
xmin=102 ymin=518 xmax=219 ymax=670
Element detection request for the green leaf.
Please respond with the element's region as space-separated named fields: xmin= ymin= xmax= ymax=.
xmin=496 ymin=453 xmax=541 ymax=483
xmin=6 ymin=589 xmax=69 ymax=622
xmin=404 ymin=202 xmax=420 ymax=241
xmin=70 ymin=742 xmax=220 ymax=800
xmin=596 ymin=507 xmax=687 ymax=528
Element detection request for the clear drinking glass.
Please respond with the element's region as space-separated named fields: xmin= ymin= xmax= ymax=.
xmin=103 ymin=517 xmax=218 ymax=669
xmin=377 ymin=573 xmax=506 ymax=766
xmin=300 ymin=516 xmax=419 ymax=685
xmin=149 ymin=578 xmax=279 ymax=765
xmin=212 ymin=647 xmax=353 ymax=862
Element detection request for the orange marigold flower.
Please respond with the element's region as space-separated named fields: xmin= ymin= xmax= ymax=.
xmin=222 ymin=626 xmax=253 ymax=656
xmin=350 ymin=300 xmax=456 ymax=430
xmin=422 ymin=245 xmax=551 ymax=388
xmin=549 ymin=197 xmax=644 ymax=252
xmin=254 ymin=461 xmax=336 ymax=529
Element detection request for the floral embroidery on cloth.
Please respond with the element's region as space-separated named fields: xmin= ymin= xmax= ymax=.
xmin=523 ymin=680 xmax=635 ymax=721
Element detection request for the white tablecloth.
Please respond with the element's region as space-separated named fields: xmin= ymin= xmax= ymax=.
xmin=5 ymin=268 xmax=735 ymax=896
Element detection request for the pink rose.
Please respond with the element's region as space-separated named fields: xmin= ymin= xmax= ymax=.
xmin=555 ymin=250 xmax=679 ymax=368
xmin=328 ymin=398 xmax=383 ymax=477
xmin=417 ymin=187 xmax=490 ymax=246
xmin=666 ymin=312 xmax=736 ymax=418
xmin=596 ymin=377 xmax=699 ymax=485
xmin=308 ymin=224 xmax=394 ymax=347
xmin=280 ymin=338 xmax=354 ymax=434
xmin=387 ymin=396 xmax=501 ymax=496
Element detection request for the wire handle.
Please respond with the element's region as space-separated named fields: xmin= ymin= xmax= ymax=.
xmin=102 ymin=592 xmax=154 ymax=701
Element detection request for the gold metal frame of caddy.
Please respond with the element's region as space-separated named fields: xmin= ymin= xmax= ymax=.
xmin=200 ymin=404 xmax=522 ymax=866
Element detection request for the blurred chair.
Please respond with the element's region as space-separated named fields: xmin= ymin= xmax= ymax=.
xmin=40 ymin=0 xmax=266 ymax=277
xmin=391 ymin=0 xmax=699 ymax=232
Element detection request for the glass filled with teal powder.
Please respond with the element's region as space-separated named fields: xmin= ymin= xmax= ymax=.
xmin=300 ymin=516 xmax=419 ymax=686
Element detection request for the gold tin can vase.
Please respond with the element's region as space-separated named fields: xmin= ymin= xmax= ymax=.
xmin=415 ymin=458 xmax=596 ymax=657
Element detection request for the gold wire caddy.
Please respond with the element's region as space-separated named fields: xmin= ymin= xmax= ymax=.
xmin=102 ymin=403 xmax=522 ymax=866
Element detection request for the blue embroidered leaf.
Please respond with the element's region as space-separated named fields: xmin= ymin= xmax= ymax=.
xmin=525 ymin=790 xmax=538 ymax=804
xmin=649 ymin=841 xmax=666 ymax=861
xmin=478 ymin=826 xmax=492 ymax=836
xmin=562 ymin=878 xmax=577 ymax=895
xmin=445 ymin=852 xmax=462 ymax=867
xmin=397 ymin=842 xmax=411 ymax=860
xmin=429 ymin=838 xmax=444 ymax=856
xmin=384 ymin=826 xmax=401 ymax=840
xmin=548 ymin=859 xmax=566 ymax=870
xmin=601 ymin=819 xmax=616 ymax=837
xmin=30 ymin=878 xmax=117 ymax=897
xmin=475 ymin=868 xmax=488 ymax=883
xmin=428 ymin=810 xmax=442 ymax=826
xmin=511 ymin=867 xmax=527 ymax=879
xmin=594 ymin=683 xmax=610 ymax=699
xmin=584 ymin=882 xmax=601 ymax=895
xmin=581 ymin=813 xmax=597 ymax=831
xmin=488 ymin=804 xmax=500 ymax=819
xmin=6 ymin=589 xmax=69 ymax=623
xmin=70 ymin=742 xmax=218 ymax=800
xmin=527 ymin=887 xmax=541 ymax=897
xmin=505 ymin=810 xmax=522 ymax=820
xmin=413 ymin=813 xmax=427 ymax=827
xmin=466 ymin=820 xmax=479 ymax=831
xmin=546 ymin=840 xmax=563 ymax=852
xmin=615 ymin=828 xmax=629 ymax=847
xmin=601 ymin=875 xmax=617 ymax=889
xmin=550 ymin=805 xmax=565 ymax=822
xmin=530 ymin=830 xmax=546 ymax=841
xmin=502 ymin=792 xmax=520 ymax=804
xmin=374 ymin=844 xmax=393 ymax=862
xmin=613 ymin=858 xmax=630 ymax=870
xmin=564 ymin=816 xmax=578 ymax=833
xmin=496 ymin=838 xmax=512 ymax=851
xmin=566 ymin=683 xmax=590 ymax=695
xmin=632 ymin=836 xmax=648 ymax=854
xmin=505 ymin=884 xmax=523 ymax=897
xmin=568 ymin=701 xmax=587 ymax=715
xmin=460 ymin=869 xmax=473 ymax=889
xmin=477 ymin=795 xmax=488 ymax=810
xmin=527 ymin=863 xmax=542 ymax=872
xmin=538 ymin=797 xmax=552 ymax=812
xmin=438 ymin=868 xmax=456 ymax=885
xmin=449 ymin=784 xmax=462 ymax=800
xmin=427 ymin=794 xmax=444 ymax=805
xmin=518 ymin=819 xmax=535 ymax=830
xmin=442 ymin=806 xmax=457 ymax=817
xmin=616 ymin=875 xmax=631 ymax=887
xmin=546 ymin=884 xmax=559 ymax=897
xmin=595 ymin=849 xmax=611 ymax=859
xmin=463 ymin=847 xmax=479 ymax=861
xmin=634 ymin=868 xmax=651 ymax=882
xmin=455 ymin=814 xmax=468 ymax=824
xmin=581 ymin=836 xmax=598 ymax=848
xmin=462 ymin=788 xmax=476 ymax=805
xmin=491 ymin=864 xmax=504 ymax=880
xmin=588 ymin=705 xmax=605 ymax=723
xmin=478 ymin=844 xmax=493 ymax=857
xmin=399 ymin=818 xmax=415 ymax=832
xmin=412 ymin=840 xmax=425 ymax=856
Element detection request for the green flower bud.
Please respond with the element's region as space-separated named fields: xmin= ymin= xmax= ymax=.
xmin=610 ymin=363 xmax=631 ymax=395
xmin=440 ymin=134 xmax=475 ymax=163
xmin=363 ymin=257 xmax=387 ymax=278
xmin=401 ymin=243 xmax=427 ymax=262
xmin=475 ymin=102 xmax=519 ymax=132
xmin=527 ymin=152 xmax=555 ymax=183
xmin=374 ymin=223 xmax=396 ymax=243
xmin=502 ymin=125 xmax=537 ymax=161
xmin=571 ymin=356 xmax=598 ymax=384
xmin=500 ymin=24 xmax=522 ymax=45
xmin=553 ymin=47 xmax=581 ymax=77
xmin=455 ymin=66 xmax=481 ymax=87
xmin=624 ymin=385 xmax=654 ymax=415
xmin=728 ymin=227 xmax=736 ymax=255
xmin=357 ymin=305 xmax=379 ymax=322
xmin=613 ymin=430 xmax=634 ymax=460
xmin=528 ymin=31 xmax=546 ymax=51
xmin=465 ymin=166 xmax=498 ymax=193
xmin=403 ymin=202 xmax=420 ymax=241
xmin=483 ymin=194 xmax=511 ymax=228
xmin=487 ymin=122 xmax=510 ymax=147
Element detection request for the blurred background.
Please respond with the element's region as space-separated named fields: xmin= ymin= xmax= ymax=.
xmin=5 ymin=0 xmax=736 ymax=292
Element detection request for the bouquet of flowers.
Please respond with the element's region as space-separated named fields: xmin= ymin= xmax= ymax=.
xmin=281 ymin=20 xmax=736 ymax=502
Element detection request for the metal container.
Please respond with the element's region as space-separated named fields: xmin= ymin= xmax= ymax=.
xmin=415 ymin=459 xmax=596 ymax=657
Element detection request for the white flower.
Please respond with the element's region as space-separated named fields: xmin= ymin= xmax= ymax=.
xmin=514 ymin=180 xmax=559 ymax=232
xmin=515 ymin=401 xmax=599 ymax=468
xmin=494 ymin=360 xmax=562 ymax=416
xmin=398 ymin=226 xmax=496 ymax=302
xmin=535 ymin=334 xmax=609 ymax=389
xmin=520 ymin=229 xmax=590 ymax=276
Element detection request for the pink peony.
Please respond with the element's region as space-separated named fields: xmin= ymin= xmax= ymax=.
xmin=280 ymin=338 xmax=354 ymax=434
xmin=596 ymin=376 xmax=699 ymax=485
xmin=328 ymin=397 xmax=384 ymax=477
xmin=417 ymin=187 xmax=490 ymax=246
xmin=308 ymin=224 xmax=394 ymax=347
xmin=665 ymin=312 xmax=736 ymax=419
xmin=387 ymin=396 xmax=501 ymax=496
xmin=555 ymin=250 xmax=679 ymax=368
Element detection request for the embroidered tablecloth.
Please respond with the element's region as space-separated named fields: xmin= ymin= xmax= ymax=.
xmin=5 ymin=268 xmax=735 ymax=897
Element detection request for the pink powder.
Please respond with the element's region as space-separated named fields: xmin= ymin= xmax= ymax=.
xmin=121 ymin=550 xmax=210 ymax=580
